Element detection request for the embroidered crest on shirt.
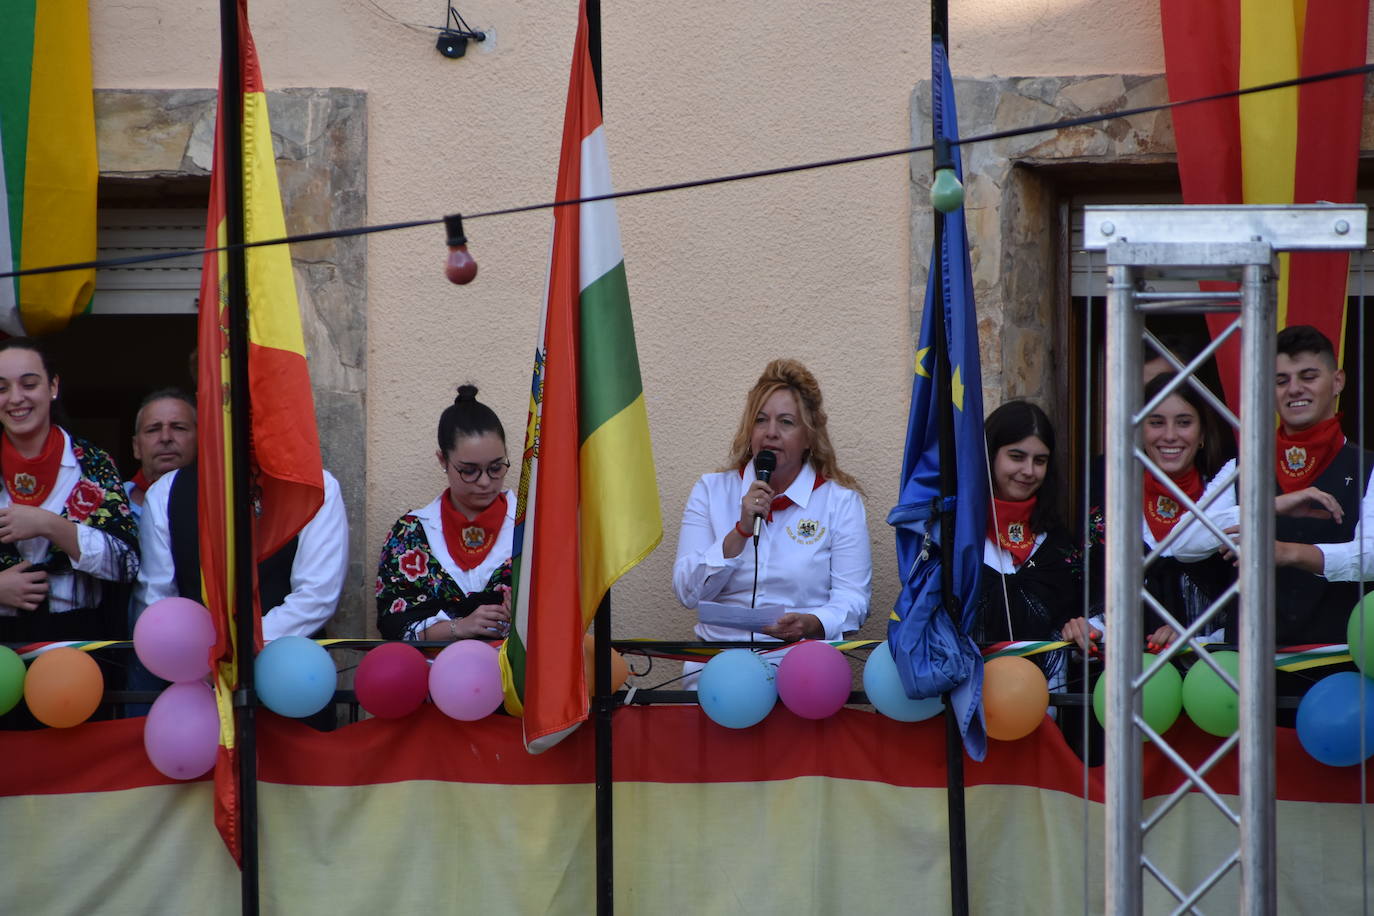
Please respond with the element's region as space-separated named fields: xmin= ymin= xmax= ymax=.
xmin=12 ymin=473 xmax=36 ymax=498
xmin=1284 ymin=445 xmax=1308 ymax=474
xmin=1151 ymin=495 xmax=1179 ymax=522
xmin=787 ymin=518 xmax=825 ymax=544
xmin=462 ymin=525 xmax=489 ymax=550
xmin=1005 ymin=521 xmax=1027 ymax=546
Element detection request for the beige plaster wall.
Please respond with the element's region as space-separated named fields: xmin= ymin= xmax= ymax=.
xmin=86 ymin=0 xmax=1230 ymax=647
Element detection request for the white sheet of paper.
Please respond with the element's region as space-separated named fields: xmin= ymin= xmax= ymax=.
xmin=695 ymin=601 xmax=787 ymax=631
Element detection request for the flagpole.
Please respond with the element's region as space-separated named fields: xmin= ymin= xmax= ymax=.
xmin=586 ymin=4 xmax=615 ymax=916
xmin=219 ymin=1 xmax=261 ymax=913
xmin=930 ymin=1 xmax=971 ymax=913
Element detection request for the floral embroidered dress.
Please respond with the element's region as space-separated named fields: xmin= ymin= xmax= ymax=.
xmin=0 ymin=430 xmax=139 ymax=640
xmin=375 ymin=490 xmax=514 ymax=640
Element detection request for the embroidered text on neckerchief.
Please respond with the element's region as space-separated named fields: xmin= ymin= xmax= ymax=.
xmin=1276 ymin=415 xmax=1345 ymax=493
xmin=1143 ymin=464 xmax=1202 ymax=543
xmin=441 ymin=490 xmax=507 ymax=571
xmin=1 ymin=425 xmax=63 ymax=506
xmin=988 ymin=496 xmax=1036 ymax=566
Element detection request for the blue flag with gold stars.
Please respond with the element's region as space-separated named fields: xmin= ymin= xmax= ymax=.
xmin=886 ymin=39 xmax=989 ymax=761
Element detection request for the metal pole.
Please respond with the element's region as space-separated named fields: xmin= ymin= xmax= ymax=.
xmin=1104 ymin=261 xmax=1144 ymax=916
xmin=218 ymin=2 xmax=259 ymax=912
xmin=1237 ymin=260 xmax=1277 ymax=913
xmin=585 ymin=4 xmax=613 ymax=915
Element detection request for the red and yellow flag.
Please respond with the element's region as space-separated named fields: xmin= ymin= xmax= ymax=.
xmin=1161 ymin=0 xmax=1369 ymax=408
xmin=197 ymin=0 xmax=325 ymax=863
xmin=498 ymin=0 xmax=662 ymax=752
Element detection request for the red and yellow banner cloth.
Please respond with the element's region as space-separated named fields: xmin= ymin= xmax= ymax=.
xmin=2 ymin=706 xmax=1372 ymax=914
xmin=499 ymin=0 xmax=662 ymax=752
xmin=196 ymin=0 xmax=325 ymax=864
xmin=0 ymin=0 xmax=97 ymax=336
xmin=1161 ymin=0 xmax=1369 ymax=410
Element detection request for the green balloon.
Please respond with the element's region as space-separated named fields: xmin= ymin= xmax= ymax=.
xmin=1347 ymin=593 xmax=1374 ymax=675
xmin=1092 ymin=653 xmax=1184 ymax=742
xmin=1181 ymin=651 xmax=1240 ymax=737
xmin=0 ymin=646 xmax=24 ymax=716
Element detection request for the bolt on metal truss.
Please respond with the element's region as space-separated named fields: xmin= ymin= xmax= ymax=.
xmin=1084 ymin=204 xmax=1368 ymax=915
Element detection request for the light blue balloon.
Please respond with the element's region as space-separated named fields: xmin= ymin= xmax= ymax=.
xmin=863 ymin=642 xmax=944 ymax=722
xmin=698 ymin=649 xmax=777 ymax=729
xmin=1296 ymin=671 xmax=1374 ymax=767
xmin=254 ymin=636 xmax=337 ymax=719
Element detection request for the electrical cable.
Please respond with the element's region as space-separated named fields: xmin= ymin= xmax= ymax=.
xmin=2 ymin=62 xmax=1371 ymax=283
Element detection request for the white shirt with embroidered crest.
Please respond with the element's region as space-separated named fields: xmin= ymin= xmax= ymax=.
xmin=673 ymin=461 xmax=872 ymax=641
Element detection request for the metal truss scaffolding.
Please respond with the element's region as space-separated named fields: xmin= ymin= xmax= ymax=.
xmin=1085 ymin=204 xmax=1368 ymax=915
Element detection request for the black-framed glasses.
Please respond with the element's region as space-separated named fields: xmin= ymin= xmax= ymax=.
xmin=449 ymin=458 xmax=510 ymax=483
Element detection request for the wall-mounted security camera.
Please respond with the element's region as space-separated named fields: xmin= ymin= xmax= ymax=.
xmin=434 ymin=4 xmax=485 ymax=59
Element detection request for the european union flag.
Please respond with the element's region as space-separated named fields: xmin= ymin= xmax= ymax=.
xmin=886 ymin=40 xmax=989 ymax=761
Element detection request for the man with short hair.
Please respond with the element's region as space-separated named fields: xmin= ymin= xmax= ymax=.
xmin=124 ymin=389 xmax=196 ymax=520
xmin=1177 ymin=325 xmax=1374 ymax=646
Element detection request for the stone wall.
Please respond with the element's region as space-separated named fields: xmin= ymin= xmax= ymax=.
xmin=94 ymin=88 xmax=369 ymax=637
xmin=910 ymin=74 xmax=1176 ymax=426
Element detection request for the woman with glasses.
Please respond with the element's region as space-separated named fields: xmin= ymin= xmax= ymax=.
xmin=376 ymin=385 xmax=514 ymax=641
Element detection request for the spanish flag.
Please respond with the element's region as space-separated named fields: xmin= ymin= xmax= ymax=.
xmin=197 ymin=0 xmax=325 ymax=862
xmin=1161 ymin=1 xmax=1369 ymax=408
xmin=0 ymin=0 xmax=97 ymax=336
xmin=499 ymin=0 xmax=663 ymax=752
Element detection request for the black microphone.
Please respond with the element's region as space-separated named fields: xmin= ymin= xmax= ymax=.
xmin=752 ymin=450 xmax=776 ymax=539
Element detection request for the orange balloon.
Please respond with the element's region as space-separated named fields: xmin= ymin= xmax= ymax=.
xmin=582 ymin=634 xmax=630 ymax=695
xmin=25 ymin=648 xmax=104 ymax=728
xmin=982 ymin=656 xmax=1049 ymax=742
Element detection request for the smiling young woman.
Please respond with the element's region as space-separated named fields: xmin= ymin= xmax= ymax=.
xmin=972 ymin=400 xmax=1084 ymax=688
xmin=1080 ymin=372 xmax=1235 ymax=654
xmin=0 ymin=338 xmax=139 ymax=645
xmin=375 ymin=385 xmax=515 ymax=642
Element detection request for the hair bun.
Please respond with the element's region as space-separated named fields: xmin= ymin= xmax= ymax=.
xmin=455 ymin=384 xmax=479 ymax=404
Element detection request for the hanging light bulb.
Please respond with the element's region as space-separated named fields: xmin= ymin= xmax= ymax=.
xmin=444 ymin=214 xmax=478 ymax=285
xmin=929 ymin=136 xmax=964 ymax=214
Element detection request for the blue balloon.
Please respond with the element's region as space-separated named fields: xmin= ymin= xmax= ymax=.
xmin=863 ymin=642 xmax=944 ymax=722
xmin=1296 ymin=671 xmax=1374 ymax=767
xmin=698 ymin=650 xmax=777 ymax=729
xmin=255 ymin=636 xmax=337 ymax=719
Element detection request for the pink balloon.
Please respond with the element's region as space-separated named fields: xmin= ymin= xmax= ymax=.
xmin=144 ymin=681 xmax=220 ymax=780
xmin=356 ymin=643 xmax=430 ymax=719
xmin=776 ymin=641 xmax=852 ymax=720
xmin=134 ymin=597 xmax=217 ymax=683
xmin=428 ymin=640 xmax=503 ymax=721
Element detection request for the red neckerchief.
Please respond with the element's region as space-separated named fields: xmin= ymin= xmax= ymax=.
xmin=1276 ymin=415 xmax=1345 ymax=493
xmin=739 ymin=467 xmax=826 ymax=520
xmin=988 ymin=496 xmax=1036 ymax=566
xmin=1 ymin=426 xmax=64 ymax=506
xmin=1143 ymin=465 xmax=1202 ymax=542
xmin=130 ymin=469 xmax=151 ymax=496
xmin=440 ymin=490 xmax=507 ymax=571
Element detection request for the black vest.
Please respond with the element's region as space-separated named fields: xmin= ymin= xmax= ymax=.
xmin=1273 ymin=443 xmax=1374 ymax=645
xmin=168 ymin=467 xmax=299 ymax=617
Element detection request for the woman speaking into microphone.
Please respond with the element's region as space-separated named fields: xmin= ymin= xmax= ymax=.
xmin=672 ymin=359 xmax=871 ymax=657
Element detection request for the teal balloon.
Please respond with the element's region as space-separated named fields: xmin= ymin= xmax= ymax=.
xmin=863 ymin=642 xmax=943 ymax=722
xmin=254 ymin=636 xmax=337 ymax=718
xmin=0 ymin=646 xmax=23 ymax=716
xmin=1093 ymin=654 xmax=1184 ymax=741
xmin=1182 ymin=651 xmax=1240 ymax=737
xmin=1346 ymin=592 xmax=1374 ymax=675
xmin=698 ymin=650 xmax=777 ymax=729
